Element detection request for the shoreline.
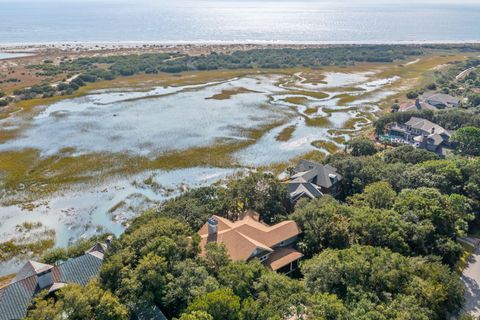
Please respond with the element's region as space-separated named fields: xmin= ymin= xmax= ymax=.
xmin=1 ymin=40 xmax=480 ymax=52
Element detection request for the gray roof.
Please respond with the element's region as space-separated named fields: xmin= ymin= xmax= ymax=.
xmin=427 ymin=133 xmax=445 ymax=146
xmin=0 ymin=275 xmax=38 ymax=320
xmin=399 ymin=100 xmax=437 ymax=112
xmin=288 ymin=160 xmax=342 ymax=201
xmin=293 ymin=160 xmax=342 ymax=189
xmin=14 ymin=261 xmax=53 ymax=282
xmin=0 ymin=247 xmax=105 ymax=320
xmin=57 ymin=253 xmax=103 ymax=285
xmin=288 ymin=182 xmax=323 ymax=201
xmin=405 ymin=117 xmax=449 ymax=137
xmin=423 ymin=92 xmax=459 ymax=106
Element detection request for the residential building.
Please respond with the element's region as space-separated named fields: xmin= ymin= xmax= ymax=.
xmin=398 ymin=99 xmax=437 ymax=112
xmin=198 ymin=212 xmax=303 ymax=274
xmin=287 ymin=160 xmax=343 ymax=203
xmin=386 ymin=117 xmax=452 ymax=156
xmin=422 ymin=92 xmax=459 ymax=109
xmin=0 ymin=240 xmax=110 ymax=320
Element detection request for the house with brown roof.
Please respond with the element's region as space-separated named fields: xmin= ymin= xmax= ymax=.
xmin=198 ymin=212 xmax=303 ymax=274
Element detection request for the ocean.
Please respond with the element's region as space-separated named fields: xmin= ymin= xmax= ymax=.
xmin=0 ymin=0 xmax=479 ymax=44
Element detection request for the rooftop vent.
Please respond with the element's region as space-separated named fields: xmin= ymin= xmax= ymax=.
xmin=207 ymin=217 xmax=218 ymax=242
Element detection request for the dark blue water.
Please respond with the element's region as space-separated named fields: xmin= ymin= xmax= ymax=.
xmin=0 ymin=0 xmax=479 ymax=43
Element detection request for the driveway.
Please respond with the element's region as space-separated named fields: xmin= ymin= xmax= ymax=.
xmin=461 ymin=237 xmax=480 ymax=317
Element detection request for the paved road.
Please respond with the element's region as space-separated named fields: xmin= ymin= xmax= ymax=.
xmin=461 ymin=237 xmax=480 ymax=317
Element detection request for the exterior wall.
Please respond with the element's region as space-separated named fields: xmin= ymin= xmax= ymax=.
xmin=271 ymin=236 xmax=298 ymax=249
xmin=37 ymin=271 xmax=53 ymax=289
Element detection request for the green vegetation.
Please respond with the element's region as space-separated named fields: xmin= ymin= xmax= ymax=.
xmin=383 ymin=145 xmax=439 ymax=164
xmin=303 ymin=245 xmax=463 ymax=320
xmin=404 ymin=58 xmax=480 ymax=107
xmin=455 ymin=241 xmax=476 ymax=273
xmin=40 ymin=234 xmax=113 ymax=264
xmin=452 ymin=126 xmax=480 ymax=156
xmin=25 ymin=280 xmax=128 ymax=320
xmin=345 ymin=138 xmax=377 ymax=156
xmin=149 ymin=172 xmax=288 ymax=228
xmin=293 ymin=185 xmax=473 ymax=266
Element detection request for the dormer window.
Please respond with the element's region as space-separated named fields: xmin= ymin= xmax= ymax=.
xmin=38 ymin=270 xmax=53 ymax=289
xmin=259 ymin=255 xmax=269 ymax=262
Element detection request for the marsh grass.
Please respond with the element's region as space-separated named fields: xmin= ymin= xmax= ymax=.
xmin=0 ymin=121 xmax=285 ymax=202
xmin=335 ymin=93 xmax=359 ymax=106
xmin=283 ymin=96 xmax=310 ymax=105
xmin=342 ymin=117 xmax=369 ymax=130
xmin=206 ymin=87 xmax=258 ymax=100
xmin=304 ymin=116 xmax=332 ymax=127
xmin=311 ymin=140 xmax=339 ymax=153
xmin=332 ymin=135 xmax=347 ymax=144
xmin=323 ymin=106 xmax=358 ymax=114
xmin=304 ymin=106 xmax=318 ymax=115
xmin=259 ymin=150 xmax=326 ymax=175
xmin=284 ymin=90 xmax=328 ymax=100
xmin=275 ymin=125 xmax=297 ymax=142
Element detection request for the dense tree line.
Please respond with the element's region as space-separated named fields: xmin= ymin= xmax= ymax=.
xmin=292 ymin=184 xmax=473 ymax=266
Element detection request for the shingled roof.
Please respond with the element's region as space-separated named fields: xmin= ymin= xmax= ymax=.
xmin=198 ymin=214 xmax=301 ymax=261
xmin=293 ymin=160 xmax=342 ymax=189
xmin=0 ymin=243 xmax=107 ymax=320
xmin=287 ymin=160 xmax=342 ymax=202
xmin=405 ymin=117 xmax=449 ymax=136
xmin=423 ymin=92 xmax=459 ymax=107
